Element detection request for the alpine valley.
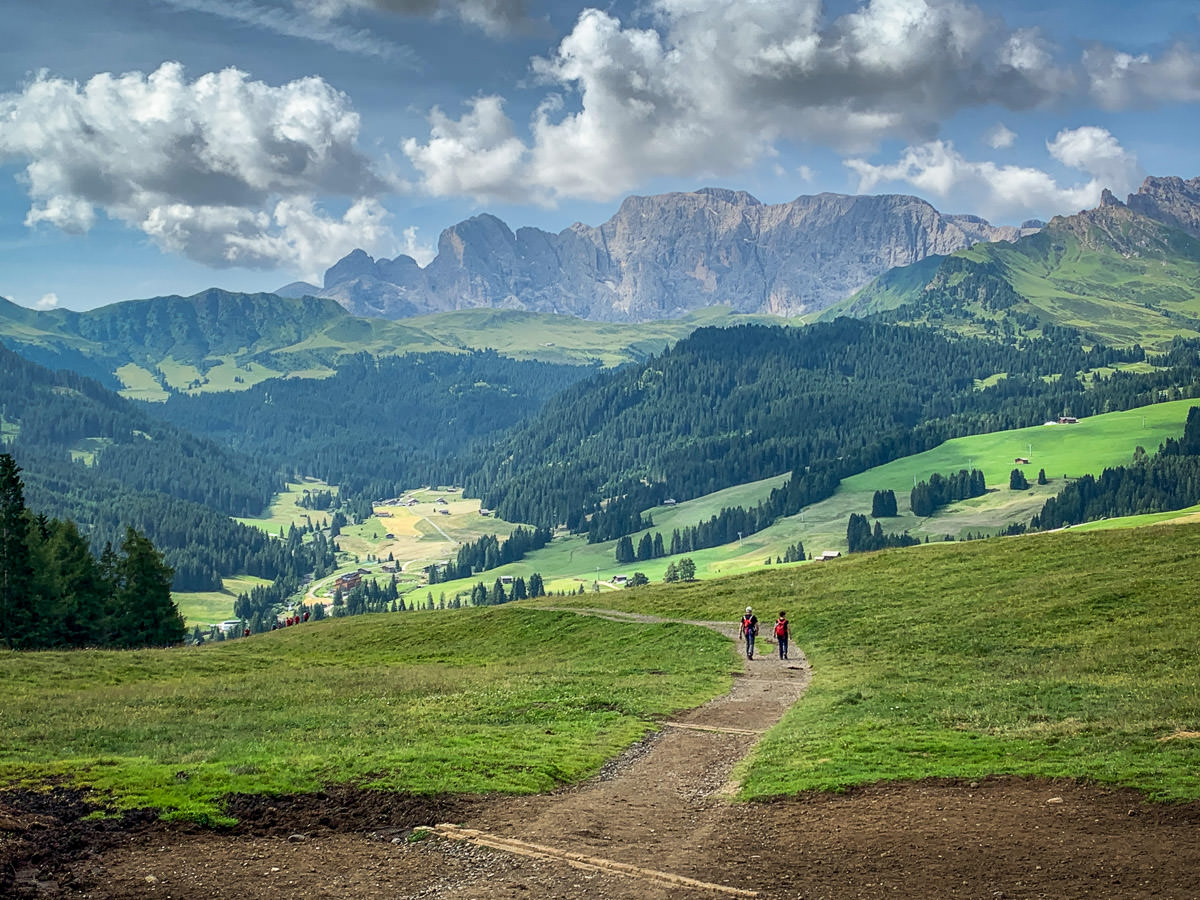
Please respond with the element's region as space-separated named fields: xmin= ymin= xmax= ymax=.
xmin=3 ymin=176 xmax=1200 ymax=630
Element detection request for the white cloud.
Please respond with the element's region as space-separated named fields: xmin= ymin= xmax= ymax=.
xmin=0 ymin=63 xmax=400 ymax=277
xmin=985 ymin=123 xmax=1016 ymax=150
xmin=845 ymin=127 xmax=1142 ymax=220
xmin=158 ymin=0 xmax=410 ymax=60
xmin=1046 ymin=126 xmax=1141 ymax=194
xmin=34 ymin=293 xmax=60 ymax=310
xmin=402 ymin=0 xmax=1200 ymax=205
xmin=399 ymin=225 xmax=435 ymax=266
xmin=402 ymin=96 xmax=534 ymax=202
xmin=1085 ymin=43 xmax=1200 ymax=109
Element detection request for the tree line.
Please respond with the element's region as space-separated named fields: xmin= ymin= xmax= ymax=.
xmin=1032 ymin=408 xmax=1200 ymax=529
xmin=910 ymin=469 xmax=987 ymax=517
xmin=1 ymin=454 xmax=183 ymax=649
xmin=428 ymin=525 xmax=554 ymax=582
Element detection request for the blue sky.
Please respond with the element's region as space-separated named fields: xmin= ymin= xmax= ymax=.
xmin=2 ymin=0 xmax=1199 ymax=310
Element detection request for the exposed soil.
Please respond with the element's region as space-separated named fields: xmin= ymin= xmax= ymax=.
xmin=4 ymin=613 xmax=1198 ymax=899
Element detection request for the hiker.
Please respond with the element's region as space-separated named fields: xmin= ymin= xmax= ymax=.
xmin=775 ymin=611 xmax=790 ymax=660
xmin=741 ymin=607 xmax=758 ymax=659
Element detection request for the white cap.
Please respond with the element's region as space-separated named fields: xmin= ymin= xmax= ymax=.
xmin=746 ymin=607 xmax=752 ymax=613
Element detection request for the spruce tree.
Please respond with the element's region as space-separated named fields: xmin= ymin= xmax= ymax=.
xmin=0 ymin=454 xmax=36 ymax=649
xmin=110 ymin=527 xmax=185 ymax=648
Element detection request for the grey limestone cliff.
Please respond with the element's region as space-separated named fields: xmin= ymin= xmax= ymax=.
xmin=306 ymin=188 xmax=1039 ymax=322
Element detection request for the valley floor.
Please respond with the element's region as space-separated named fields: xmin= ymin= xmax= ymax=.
xmin=4 ymin=611 xmax=1197 ymax=898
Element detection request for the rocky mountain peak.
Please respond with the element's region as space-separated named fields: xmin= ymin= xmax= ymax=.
xmin=324 ymin=248 xmax=377 ymax=289
xmin=1126 ymin=175 xmax=1200 ymax=239
xmin=297 ymin=186 xmax=1045 ymax=322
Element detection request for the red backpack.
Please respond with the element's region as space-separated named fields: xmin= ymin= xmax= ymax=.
xmin=775 ymin=619 xmax=787 ymax=637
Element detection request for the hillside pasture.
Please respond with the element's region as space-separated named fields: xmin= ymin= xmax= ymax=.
xmin=438 ymin=399 xmax=1194 ymax=593
xmin=543 ymin=522 xmax=1200 ymax=802
xmin=791 ymin=397 xmax=1196 ymax=548
xmin=234 ymin=479 xmax=339 ymax=533
xmin=3 ymin=523 xmax=1199 ymax=831
xmin=172 ymin=575 xmax=273 ymax=627
xmin=0 ymin=607 xmax=730 ymax=822
xmin=336 ymin=489 xmax=533 ymax=577
xmin=114 ymin=362 xmax=168 ymax=402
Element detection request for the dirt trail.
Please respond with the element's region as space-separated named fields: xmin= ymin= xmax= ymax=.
xmin=5 ymin=611 xmax=1200 ymax=898
xmin=422 ymin=611 xmax=810 ymax=898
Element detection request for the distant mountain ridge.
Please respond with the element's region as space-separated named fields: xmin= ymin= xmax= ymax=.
xmin=293 ymin=188 xmax=1039 ymax=322
xmin=0 ymin=290 xmax=759 ymax=398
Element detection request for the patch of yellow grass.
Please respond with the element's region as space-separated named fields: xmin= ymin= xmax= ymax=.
xmin=1158 ymin=730 xmax=1200 ymax=742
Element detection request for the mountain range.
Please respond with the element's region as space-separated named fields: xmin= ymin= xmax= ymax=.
xmin=279 ymin=188 xmax=1041 ymax=322
xmin=4 ymin=176 xmax=1200 ymax=403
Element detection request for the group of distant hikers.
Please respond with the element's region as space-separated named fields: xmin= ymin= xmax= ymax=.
xmin=739 ymin=606 xmax=789 ymax=661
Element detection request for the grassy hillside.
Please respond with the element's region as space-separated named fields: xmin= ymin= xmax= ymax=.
xmin=414 ymin=398 xmax=1194 ymax=597
xmin=0 ymin=292 xmax=787 ymax=398
xmin=0 ymin=607 xmax=730 ymax=823
xmin=4 ymin=523 xmax=1197 ymax=824
xmin=837 ymin=211 xmax=1200 ymax=349
xmin=546 ymin=523 xmax=1200 ymax=803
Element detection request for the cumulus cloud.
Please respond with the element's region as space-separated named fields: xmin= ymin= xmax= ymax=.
xmin=34 ymin=293 xmax=60 ymax=310
xmin=402 ymin=96 xmax=534 ymax=202
xmin=403 ymin=0 xmax=1087 ymax=202
xmin=0 ymin=63 xmax=400 ymax=278
xmin=845 ymin=126 xmax=1142 ymax=220
xmin=399 ymin=225 xmax=436 ymax=266
xmin=402 ymin=0 xmax=1200 ymax=205
xmin=985 ymin=123 xmax=1016 ymax=149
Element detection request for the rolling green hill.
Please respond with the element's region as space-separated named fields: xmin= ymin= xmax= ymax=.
xmin=0 ymin=341 xmax=330 ymax=591
xmin=834 ymin=190 xmax=1200 ymax=349
xmin=0 ymin=291 xmax=781 ymax=399
xmin=412 ymin=397 xmax=1195 ymax=598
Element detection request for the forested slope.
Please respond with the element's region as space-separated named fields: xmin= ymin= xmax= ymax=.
xmin=0 ymin=343 xmax=330 ymax=590
xmin=465 ymin=320 xmax=1199 ymax=535
xmin=152 ymin=351 xmax=591 ymax=515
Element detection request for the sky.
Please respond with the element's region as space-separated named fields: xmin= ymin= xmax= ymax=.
xmin=1 ymin=0 xmax=1199 ymax=311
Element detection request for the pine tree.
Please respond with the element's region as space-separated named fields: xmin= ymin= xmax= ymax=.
xmin=614 ymin=535 xmax=635 ymax=564
xmin=636 ymin=532 xmax=653 ymax=561
xmin=0 ymin=455 xmax=36 ymax=649
xmin=40 ymin=519 xmax=111 ymax=647
xmin=109 ymin=527 xmax=185 ymax=648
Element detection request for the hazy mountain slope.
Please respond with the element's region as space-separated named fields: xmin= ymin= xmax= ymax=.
xmin=0 ymin=292 xmax=772 ymax=397
xmin=309 ymin=188 xmax=1036 ymax=322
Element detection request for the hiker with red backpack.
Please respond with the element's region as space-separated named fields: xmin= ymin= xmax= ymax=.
xmin=741 ymin=607 xmax=758 ymax=659
xmin=774 ymin=611 xmax=790 ymax=660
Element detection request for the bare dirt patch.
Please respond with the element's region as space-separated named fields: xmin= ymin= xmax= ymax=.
xmin=4 ymin=617 xmax=1198 ymax=898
